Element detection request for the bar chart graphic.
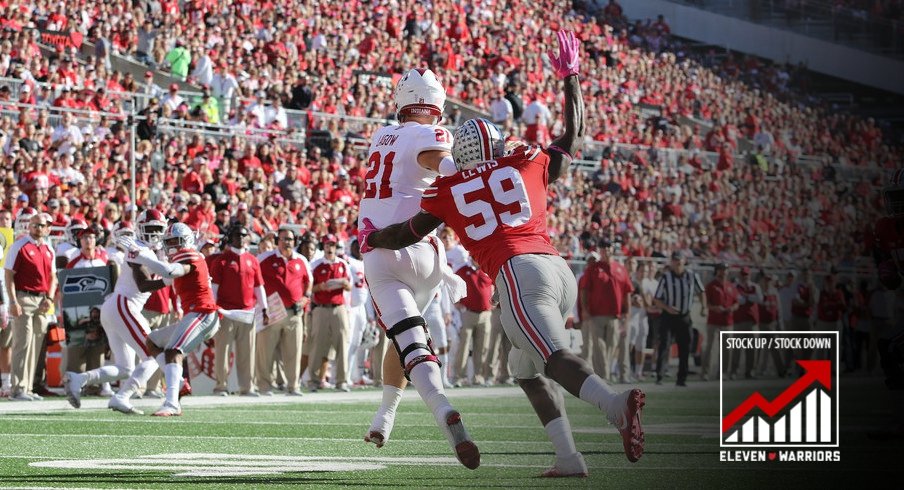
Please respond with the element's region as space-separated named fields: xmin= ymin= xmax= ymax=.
xmin=721 ymin=359 xmax=838 ymax=447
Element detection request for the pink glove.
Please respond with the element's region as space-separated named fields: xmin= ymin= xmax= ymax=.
xmin=548 ymin=30 xmax=581 ymax=79
xmin=357 ymin=217 xmax=378 ymax=254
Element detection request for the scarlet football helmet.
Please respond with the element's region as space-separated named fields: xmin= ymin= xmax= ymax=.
xmin=452 ymin=118 xmax=506 ymax=170
xmin=394 ymin=68 xmax=446 ymax=121
xmin=163 ymin=222 xmax=195 ymax=258
xmin=883 ymin=168 xmax=904 ymax=217
xmin=138 ymin=209 xmax=167 ymax=249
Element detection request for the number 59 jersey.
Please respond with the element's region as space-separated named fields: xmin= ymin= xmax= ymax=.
xmin=420 ymin=145 xmax=559 ymax=281
xmin=358 ymin=122 xmax=453 ymax=230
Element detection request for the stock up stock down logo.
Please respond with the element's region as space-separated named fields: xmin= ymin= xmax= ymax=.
xmin=720 ymin=332 xmax=840 ymax=462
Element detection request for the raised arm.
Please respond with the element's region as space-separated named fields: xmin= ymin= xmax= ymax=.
xmin=359 ymin=213 xmax=444 ymax=252
xmin=546 ymin=30 xmax=585 ymax=183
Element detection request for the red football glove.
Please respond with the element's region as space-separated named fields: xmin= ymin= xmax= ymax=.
xmin=358 ymin=217 xmax=378 ymax=254
xmin=548 ymin=30 xmax=581 ymax=79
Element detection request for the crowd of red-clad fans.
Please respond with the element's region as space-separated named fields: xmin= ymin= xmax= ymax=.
xmin=0 ymin=0 xmax=895 ymax=270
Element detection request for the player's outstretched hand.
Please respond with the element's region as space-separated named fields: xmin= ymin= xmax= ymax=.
xmin=548 ymin=30 xmax=580 ymax=79
xmin=117 ymin=235 xmax=140 ymax=255
xmin=358 ymin=218 xmax=378 ymax=254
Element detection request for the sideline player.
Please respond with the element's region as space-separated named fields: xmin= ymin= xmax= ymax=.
xmin=869 ymin=168 xmax=904 ymax=440
xmin=64 ymin=210 xmax=168 ymax=415
xmin=358 ymin=67 xmax=477 ymax=469
xmin=360 ymin=31 xmax=645 ymax=474
xmin=122 ymin=222 xmax=220 ymax=416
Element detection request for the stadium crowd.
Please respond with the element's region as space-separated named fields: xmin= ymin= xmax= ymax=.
xmin=0 ymin=0 xmax=898 ymax=397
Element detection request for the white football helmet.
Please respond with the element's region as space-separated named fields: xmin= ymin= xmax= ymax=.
xmin=884 ymin=168 xmax=904 ymax=217
xmin=452 ymin=118 xmax=506 ymax=170
xmin=65 ymin=217 xmax=88 ymax=244
xmin=163 ymin=222 xmax=196 ymax=258
xmin=394 ymin=68 xmax=446 ymax=121
xmin=138 ymin=209 xmax=167 ymax=250
xmin=112 ymin=221 xmax=135 ymax=241
xmin=14 ymin=207 xmax=37 ymax=236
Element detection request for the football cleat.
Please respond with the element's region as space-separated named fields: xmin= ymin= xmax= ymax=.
xmin=179 ymin=379 xmax=192 ymax=398
xmin=444 ymin=410 xmax=480 ymax=470
xmin=109 ymin=395 xmax=144 ymax=415
xmin=608 ymin=388 xmax=646 ymax=463
xmin=63 ymin=372 xmax=86 ymax=409
xmin=364 ymin=430 xmax=385 ymax=448
xmin=540 ymin=453 xmax=588 ymax=478
xmin=152 ymin=403 xmax=183 ymax=417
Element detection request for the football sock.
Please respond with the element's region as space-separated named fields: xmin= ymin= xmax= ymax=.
xmin=163 ymin=363 xmax=183 ymax=406
xmin=578 ymin=374 xmax=618 ymax=414
xmin=437 ymin=352 xmax=449 ymax=383
xmin=409 ymin=362 xmax=454 ymax=426
xmin=544 ymin=416 xmax=579 ymax=459
xmin=118 ymin=359 xmax=158 ymax=399
xmin=86 ymin=365 xmax=125 ymax=385
xmin=1 ymin=373 xmax=10 ymax=389
xmin=369 ymin=385 xmax=404 ymax=438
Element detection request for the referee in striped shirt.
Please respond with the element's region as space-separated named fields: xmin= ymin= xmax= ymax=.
xmin=653 ymin=251 xmax=706 ymax=387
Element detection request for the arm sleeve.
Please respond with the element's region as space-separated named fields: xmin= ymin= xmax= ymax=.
xmin=255 ymin=285 xmax=267 ymax=310
xmin=131 ymin=251 xmax=188 ymax=279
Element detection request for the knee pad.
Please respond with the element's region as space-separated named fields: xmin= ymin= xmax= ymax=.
xmin=387 ymin=316 xmax=440 ymax=380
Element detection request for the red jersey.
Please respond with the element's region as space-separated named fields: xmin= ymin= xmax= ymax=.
xmin=420 ymin=145 xmax=558 ymax=280
xmin=734 ymin=282 xmax=760 ymax=324
xmin=170 ymin=249 xmax=217 ymax=314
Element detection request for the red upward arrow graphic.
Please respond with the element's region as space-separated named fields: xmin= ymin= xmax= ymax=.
xmin=722 ymin=360 xmax=832 ymax=433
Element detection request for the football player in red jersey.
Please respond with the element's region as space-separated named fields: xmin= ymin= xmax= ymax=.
xmin=359 ymin=31 xmax=646 ymax=476
xmin=121 ymin=223 xmax=220 ymax=416
xmin=869 ymin=168 xmax=904 ymax=440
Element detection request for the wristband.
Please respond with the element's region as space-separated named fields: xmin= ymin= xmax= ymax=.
xmin=548 ymin=144 xmax=573 ymax=160
xmin=438 ymin=155 xmax=457 ymax=176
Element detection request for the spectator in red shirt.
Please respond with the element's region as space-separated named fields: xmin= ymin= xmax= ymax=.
xmin=582 ymin=239 xmax=633 ymax=382
xmin=700 ymin=263 xmax=739 ymax=380
xmin=452 ymin=260 xmax=494 ymax=386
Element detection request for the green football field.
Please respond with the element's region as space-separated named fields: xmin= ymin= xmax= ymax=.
xmin=0 ymin=375 xmax=896 ymax=489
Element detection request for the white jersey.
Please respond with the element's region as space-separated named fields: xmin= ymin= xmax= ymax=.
xmin=358 ymin=121 xmax=452 ymax=229
xmin=347 ymin=256 xmax=368 ymax=308
xmin=55 ymin=241 xmax=80 ymax=262
xmin=106 ymin=246 xmax=125 ymax=268
xmin=113 ymin=240 xmax=157 ymax=304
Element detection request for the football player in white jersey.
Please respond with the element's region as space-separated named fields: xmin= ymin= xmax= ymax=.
xmin=358 ymin=68 xmax=478 ymax=469
xmin=345 ymin=238 xmax=370 ymax=386
xmin=64 ymin=210 xmax=168 ymax=415
xmin=55 ymin=218 xmax=87 ymax=268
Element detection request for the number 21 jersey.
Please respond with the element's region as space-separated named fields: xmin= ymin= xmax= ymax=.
xmin=358 ymin=122 xmax=453 ymax=229
xmin=420 ymin=145 xmax=558 ymax=281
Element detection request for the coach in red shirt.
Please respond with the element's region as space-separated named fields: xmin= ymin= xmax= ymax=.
xmin=210 ymin=225 xmax=268 ymax=396
xmin=305 ymin=234 xmax=352 ymax=392
xmin=452 ymin=260 xmax=494 ymax=386
xmin=700 ymin=263 xmax=738 ymax=381
xmin=257 ymin=228 xmax=312 ymax=396
xmin=816 ymin=270 xmax=846 ymax=331
xmin=3 ymin=212 xmax=56 ymax=401
xmin=730 ymin=267 xmax=762 ymax=379
xmin=581 ymin=239 xmax=633 ymax=381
